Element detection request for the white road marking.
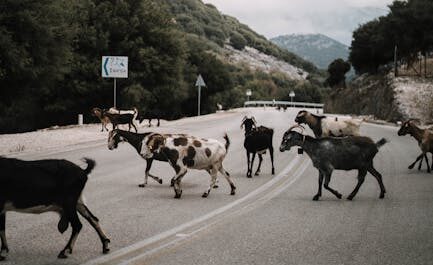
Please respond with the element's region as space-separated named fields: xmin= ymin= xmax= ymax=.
xmin=82 ymin=155 xmax=310 ymax=265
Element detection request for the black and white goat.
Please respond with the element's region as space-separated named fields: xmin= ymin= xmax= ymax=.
xmin=398 ymin=119 xmax=433 ymax=172
xmin=0 ymin=157 xmax=110 ymax=260
xmin=108 ymin=130 xmax=236 ymax=198
xmin=279 ymin=125 xmax=387 ymax=201
xmin=241 ymin=116 xmax=275 ymax=178
xmin=107 ymin=129 xmax=165 ymax=187
xmin=295 ymin=110 xmax=362 ymax=138
xmin=103 ymin=108 xmax=138 ymax=132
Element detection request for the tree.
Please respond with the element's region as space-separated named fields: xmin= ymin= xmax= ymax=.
xmin=0 ymin=0 xmax=75 ymax=132
xmin=325 ymin=59 xmax=351 ymax=88
xmin=230 ymin=32 xmax=247 ymax=50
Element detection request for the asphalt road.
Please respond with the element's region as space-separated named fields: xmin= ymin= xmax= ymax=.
xmin=2 ymin=108 xmax=433 ymax=265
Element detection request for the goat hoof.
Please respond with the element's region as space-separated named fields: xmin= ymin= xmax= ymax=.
xmin=230 ymin=190 xmax=236 ymax=195
xmin=1 ymin=246 xmax=9 ymax=253
xmin=272 ymin=169 xmax=275 ymax=175
xmin=336 ymin=193 xmax=342 ymax=199
xmin=202 ymin=193 xmax=209 ymax=198
xmin=254 ymin=172 xmax=260 ymax=176
xmin=408 ymin=165 xmax=414 ymax=169
xmin=158 ymin=179 xmax=163 ymax=184
xmin=138 ymin=184 xmax=145 ymax=188
xmin=347 ymin=196 xmax=354 ymax=201
xmin=174 ymin=190 xmax=182 ymax=199
xmin=58 ymin=252 xmax=68 ymax=259
xmin=103 ymin=247 xmax=110 ymax=254
xmin=213 ymin=185 xmax=219 ymax=189
xmin=312 ymin=195 xmax=320 ymax=201
xmin=379 ymin=193 xmax=385 ymax=199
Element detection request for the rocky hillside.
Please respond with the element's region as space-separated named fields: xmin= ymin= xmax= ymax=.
xmin=271 ymin=34 xmax=349 ymax=69
xmin=162 ymin=0 xmax=320 ymax=76
xmin=224 ymin=46 xmax=307 ymax=80
xmin=324 ymin=72 xmax=433 ymax=123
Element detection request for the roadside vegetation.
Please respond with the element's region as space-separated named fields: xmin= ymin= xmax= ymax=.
xmin=0 ymin=0 xmax=324 ymax=133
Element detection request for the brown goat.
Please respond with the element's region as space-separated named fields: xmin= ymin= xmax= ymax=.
xmin=398 ymin=119 xmax=433 ymax=172
xmin=91 ymin=108 xmax=110 ymax=132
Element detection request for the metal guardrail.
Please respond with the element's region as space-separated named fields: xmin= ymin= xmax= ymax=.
xmin=244 ymin=100 xmax=324 ymax=108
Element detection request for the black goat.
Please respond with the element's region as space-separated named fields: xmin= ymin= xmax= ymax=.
xmin=103 ymin=109 xmax=138 ymax=132
xmin=0 ymin=157 xmax=110 ymax=260
xmin=138 ymin=109 xmax=163 ymax=127
xmin=279 ymin=125 xmax=387 ymax=201
xmin=107 ymin=129 xmax=164 ymax=187
xmin=241 ymin=116 xmax=275 ymax=178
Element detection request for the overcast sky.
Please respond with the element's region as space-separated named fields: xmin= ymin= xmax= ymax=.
xmin=203 ymin=0 xmax=393 ymax=45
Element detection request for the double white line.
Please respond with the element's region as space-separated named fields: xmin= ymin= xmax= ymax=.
xmin=83 ymin=155 xmax=310 ymax=265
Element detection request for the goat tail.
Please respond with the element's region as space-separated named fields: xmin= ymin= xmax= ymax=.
xmin=82 ymin=157 xmax=96 ymax=175
xmin=223 ymin=133 xmax=230 ymax=151
xmin=376 ymin=138 xmax=387 ymax=148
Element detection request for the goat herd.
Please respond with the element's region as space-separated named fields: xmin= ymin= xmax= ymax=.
xmin=0 ymin=108 xmax=428 ymax=261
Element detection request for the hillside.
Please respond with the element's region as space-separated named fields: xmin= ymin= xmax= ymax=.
xmin=325 ymin=71 xmax=433 ymax=123
xmin=162 ymin=0 xmax=320 ymax=75
xmin=0 ymin=0 xmax=325 ymax=133
xmin=271 ymin=34 xmax=349 ymax=69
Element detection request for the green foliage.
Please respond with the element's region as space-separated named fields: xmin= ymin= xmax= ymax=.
xmin=350 ymin=0 xmax=433 ymax=74
xmin=325 ymin=59 xmax=351 ymax=88
xmin=0 ymin=0 xmax=325 ymax=133
xmin=230 ymin=32 xmax=247 ymax=51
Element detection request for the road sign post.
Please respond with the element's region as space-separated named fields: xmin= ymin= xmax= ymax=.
xmin=246 ymin=89 xmax=252 ymax=102
xmin=195 ymin=74 xmax=206 ymax=116
xmin=102 ymin=56 xmax=128 ymax=108
xmin=289 ymin=91 xmax=295 ymax=107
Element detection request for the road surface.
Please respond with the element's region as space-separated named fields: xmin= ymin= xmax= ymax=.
xmin=2 ymin=108 xmax=433 ymax=265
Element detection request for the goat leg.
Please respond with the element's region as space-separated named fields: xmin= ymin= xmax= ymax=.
xmin=58 ymin=207 xmax=82 ymax=259
xmin=425 ymin=154 xmax=431 ymax=173
xmin=313 ymin=172 xmax=324 ymax=201
xmin=173 ymin=170 xmax=187 ymax=199
xmin=431 ymin=154 xmax=433 ymax=172
xmin=347 ymin=170 xmax=367 ymax=200
xmin=324 ymin=173 xmax=342 ymax=199
xmin=408 ymin=154 xmax=424 ymax=169
xmin=246 ymin=152 xmax=252 ymax=178
xmin=417 ymin=155 xmax=424 ymax=170
xmin=148 ymin=173 xmax=163 ymax=184
xmin=254 ymin=154 xmax=263 ymax=176
xmin=0 ymin=214 xmax=8 ymax=259
xmin=367 ymin=165 xmax=386 ymax=199
xmin=203 ymin=169 xmax=218 ymax=198
xmin=270 ymin=146 xmax=275 ymax=175
xmin=219 ymin=167 xmax=236 ymax=195
xmin=248 ymin=153 xmax=256 ymax=178
xmin=77 ymin=203 xmax=110 ymax=254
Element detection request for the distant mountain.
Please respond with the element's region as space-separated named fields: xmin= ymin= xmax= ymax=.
xmin=271 ymin=34 xmax=349 ymax=69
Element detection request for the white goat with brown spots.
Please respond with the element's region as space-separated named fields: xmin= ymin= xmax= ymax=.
xmin=108 ymin=130 xmax=236 ymax=199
